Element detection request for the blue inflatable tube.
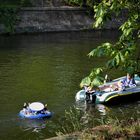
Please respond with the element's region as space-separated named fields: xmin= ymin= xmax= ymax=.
xmin=19 ymin=110 xmax=52 ymax=119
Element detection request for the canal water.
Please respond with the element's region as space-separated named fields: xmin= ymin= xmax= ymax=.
xmin=0 ymin=31 xmax=139 ymax=140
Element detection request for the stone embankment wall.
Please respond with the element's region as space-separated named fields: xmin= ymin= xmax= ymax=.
xmin=0 ymin=7 xmax=126 ymax=34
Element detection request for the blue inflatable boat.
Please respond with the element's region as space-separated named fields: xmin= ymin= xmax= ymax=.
xmin=19 ymin=102 xmax=52 ymax=119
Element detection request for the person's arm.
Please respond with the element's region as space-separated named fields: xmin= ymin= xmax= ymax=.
xmin=84 ymin=86 xmax=88 ymax=92
xmin=129 ymin=79 xmax=136 ymax=87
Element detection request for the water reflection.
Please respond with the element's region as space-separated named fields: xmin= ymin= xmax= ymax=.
xmin=95 ymin=104 xmax=109 ymax=115
xmin=75 ymin=101 xmax=86 ymax=111
xmin=75 ymin=101 xmax=110 ymax=116
xmin=19 ymin=119 xmax=47 ymax=132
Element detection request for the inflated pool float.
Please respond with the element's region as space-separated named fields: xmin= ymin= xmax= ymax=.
xmin=19 ymin=102 xmax=52 ymax=119
xmin=75 ymin=74 xmax=140 ymax=104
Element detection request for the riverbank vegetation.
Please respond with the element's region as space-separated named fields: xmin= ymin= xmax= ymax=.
xmin=64 ymin=0 xmax=82 ymax=6
xmin=0 ymin=6 xmax=19 ymax=33
xmin=0 ymin=0 xmax=32 ymax=33
xmin=55 ymin=107 xmax=140 ymax=140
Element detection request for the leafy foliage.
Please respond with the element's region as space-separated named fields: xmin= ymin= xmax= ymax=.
xmin=20 ymin=0 xmax=32 ymax=7
xmin=81 ymin=0 xmax=140 ymax=87
xmin=64 ymin=0 xmax=82 ymax=6
xmin=0 ymin=0 xmax=32 ymax=34
xmin=80 ymin=68 xmax=104 ymax=87
xmin=0 ymin=6 xmax=19 ymax=33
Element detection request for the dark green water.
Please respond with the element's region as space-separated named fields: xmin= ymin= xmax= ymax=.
xmin=0 ymin=31 xmax=139 ymax=140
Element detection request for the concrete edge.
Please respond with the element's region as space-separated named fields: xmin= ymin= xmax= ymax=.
xmin=20 ymin=6 xmax=86 ymax=11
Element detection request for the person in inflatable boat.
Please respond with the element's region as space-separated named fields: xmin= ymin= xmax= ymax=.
xmin=84 ymin=85 xmax=95 ymax=101
xmin=23 ymin=103 xmax=32 ymax=115
xmin=124 ymin=73 xmax=136 ymax=87
xmin=118 ymin=73 xmax=136 ymax=91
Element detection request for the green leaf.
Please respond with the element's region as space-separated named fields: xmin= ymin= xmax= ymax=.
xmin=80 ymin=77 xmax=91 ymax=88
xmin=91 ymin=76 xmax=104 ymax=87
xmin=115 ymin=54 xmax=120 ymax=66
xmin=94 ymin=17 xmax=103 ymax=28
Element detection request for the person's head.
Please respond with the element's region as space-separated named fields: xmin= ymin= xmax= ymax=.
xmin=127 ymin=73 xmax=134 ymax=79
xmin=87 ymin=86 xmax=91 ymax=90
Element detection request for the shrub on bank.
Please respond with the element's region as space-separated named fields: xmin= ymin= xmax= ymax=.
xmin=0 ymin=0 xmax=32 ymax=34
xmin=0 ymin=5 xmax=19 ymax=33
xmin=57 ymin=107 xmax=140 ymax=140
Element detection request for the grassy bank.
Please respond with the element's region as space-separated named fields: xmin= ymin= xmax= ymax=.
xmin=52 ymin=107 xmax=140 ymax=140
xmin=78 ymin=119 xmax=140 ymax=140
